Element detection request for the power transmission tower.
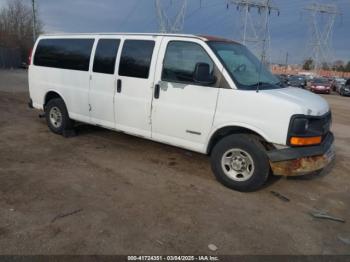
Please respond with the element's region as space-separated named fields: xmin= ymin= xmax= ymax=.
xmin=304 ymin=1 xmax=341 ymax=72
xmin=226 ymin=0 xmax=279 ymax=64
xmin=155 ymin=0 xmax=187 ymax=33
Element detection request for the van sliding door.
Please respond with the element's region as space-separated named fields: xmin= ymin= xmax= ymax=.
xmin=114 ymin=36 xmax=162 ymax=138
xmin=89 ymin=38 xmax=121 ymax=128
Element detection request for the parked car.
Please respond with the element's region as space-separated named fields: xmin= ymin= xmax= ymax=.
xmin=310 ymin=78 xmax=331 ymax=94
xmin=274 ymin=74 xmax=288 ymax=85
xmin=273 ymin=74 xmax=287 ymax=87
xmin=339 ymin=79 xmax=350 ymax=96
xmin=331 ymin=78 xmax=346 ymax=93
xmin=28 ymin=33 xmax=334 ymax=192
xmin=287 ymin=75 xmax=307 ymax=88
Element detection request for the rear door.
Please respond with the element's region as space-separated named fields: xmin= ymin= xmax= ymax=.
xmin=115 ymin=36 xmax=161 ymax=138
xmin=151 ymin=38 xmax=221 ymax=152
xmin=89 ymin=37 xmax=121 ymax=128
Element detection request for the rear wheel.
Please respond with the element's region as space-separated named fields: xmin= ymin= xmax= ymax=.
xmin=210 ymin=134 xmax=270 ymax=192
xmin=45 ymin=98 xmax=74 ymax=135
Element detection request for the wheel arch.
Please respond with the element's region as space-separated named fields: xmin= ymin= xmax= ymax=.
xmin=206 ymin=125 xmax=272 ymax=154
xmin=44 ymin=90 xmax=67 ymax=109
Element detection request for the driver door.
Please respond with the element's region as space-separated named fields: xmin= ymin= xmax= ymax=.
xmin=151 ymin=38 xmax=221 ymax=152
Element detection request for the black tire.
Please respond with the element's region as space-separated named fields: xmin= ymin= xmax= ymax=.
xmin=45 ymin=98 xmax=74 ymax=135
xmin=210 ymin=134 xmax=270 ymax=192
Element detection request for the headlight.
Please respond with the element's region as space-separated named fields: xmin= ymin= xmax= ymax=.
xmin=288 ymin=113 xmax=331 ymax=146
xmin=290 ymin=118 xmax=309 ymax=134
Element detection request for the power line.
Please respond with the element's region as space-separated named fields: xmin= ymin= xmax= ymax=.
xmin=119 ymin=1 xmax=141 ymax=30
xmin=185 ymin=2 xmax=224 ymax=21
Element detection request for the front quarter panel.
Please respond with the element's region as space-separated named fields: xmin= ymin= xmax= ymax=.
xmin=211 ymin=88 xmax=304 ymax=146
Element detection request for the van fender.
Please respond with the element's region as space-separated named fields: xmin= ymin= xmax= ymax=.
xmin=205 ymin=122 xmax=272 ymax=154
xmin=43 ymin=89 xmax=69 ymax=111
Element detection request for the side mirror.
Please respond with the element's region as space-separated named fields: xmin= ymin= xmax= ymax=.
xmin=193 ymin=62 xmax=216 ymax=85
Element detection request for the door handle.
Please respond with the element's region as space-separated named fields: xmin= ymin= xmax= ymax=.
xmin=154 ymin=84 xmax=160 ymax=99
xmin=117 ymin=79 xmax=122 ymax=93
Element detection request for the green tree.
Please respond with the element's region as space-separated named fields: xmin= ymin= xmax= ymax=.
xmin=321 ymin=62 xmax=329 ymax=70
xmin=302 ymin=58 xmax=314 ymax=70
xmin=333 ymin=60 xmax=345 ymax=72
xmin=345 ymin=61 xmax=350 ymax=72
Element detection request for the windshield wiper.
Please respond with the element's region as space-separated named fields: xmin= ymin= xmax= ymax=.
xmin=249 ymin=82 xmax=273 ymax=88
xmin=248 ymin=81 xmax=282 ymax=91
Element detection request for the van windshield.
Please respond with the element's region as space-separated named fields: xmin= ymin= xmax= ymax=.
xmin=208 ymin=41 xmax=283 ymax=90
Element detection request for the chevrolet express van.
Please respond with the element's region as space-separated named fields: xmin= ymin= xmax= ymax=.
xmin=28 ymin=33 xmax=335 ymax=191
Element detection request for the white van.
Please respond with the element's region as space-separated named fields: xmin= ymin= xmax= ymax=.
xmin=28 ymin=33 xmax=335 ymax=191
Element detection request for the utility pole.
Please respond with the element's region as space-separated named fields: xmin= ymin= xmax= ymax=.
xmin=31 ymin=0 xmax=37 ymax=42
xmin=226 ymin=0 xmax=279 ymax=64
xmin=304 ymin=2 xmax=341 ymax=74
xmin=155 ymin=0 xmax=187 ymax=33
xmin=285 ymin=52 xmax=289 ymax=73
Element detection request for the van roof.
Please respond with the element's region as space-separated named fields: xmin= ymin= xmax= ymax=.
xmin=39 ymin=32 xmax=239 ymax=43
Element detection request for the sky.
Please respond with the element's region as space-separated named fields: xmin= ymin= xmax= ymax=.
xmin=0 ymin=0 xmax=349 ymax=64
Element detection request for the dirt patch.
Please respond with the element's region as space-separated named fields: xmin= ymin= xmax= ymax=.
xmin=0 ymin=70 xmax=349 ymax=254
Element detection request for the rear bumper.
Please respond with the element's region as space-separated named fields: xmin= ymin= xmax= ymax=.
xmin=267 ymin=133 xmax=335 ymax=176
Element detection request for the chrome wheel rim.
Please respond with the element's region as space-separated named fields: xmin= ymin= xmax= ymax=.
xmin=49 ymin=106 xmax=63 ymax=128
xmin=221 ymin=149 xmax=255 ymax=181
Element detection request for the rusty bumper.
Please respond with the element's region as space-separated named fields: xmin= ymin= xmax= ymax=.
xmin=267 ymin=133 xmax=335 ymax=176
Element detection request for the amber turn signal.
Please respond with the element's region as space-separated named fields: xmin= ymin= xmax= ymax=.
xmin=290 ymin=136 xmax=322 ymax=146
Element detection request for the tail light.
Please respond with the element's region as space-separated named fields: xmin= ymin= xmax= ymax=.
xmin=28 ymin=48 xmax=33 ymax=65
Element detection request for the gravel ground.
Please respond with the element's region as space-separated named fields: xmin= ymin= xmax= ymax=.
xmin=0 ymin=69 xmax=349 ymax=255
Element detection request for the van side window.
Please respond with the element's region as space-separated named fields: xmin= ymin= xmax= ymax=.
xmin=93 ymin=39 xmax=120 ymax=74
xmin=118 ymin=40 xmax=155 ymax=79
xmin=34 ymin=39 xmax=94 ymax=71
xmin=162 ymin=41 xmax=214 ymax=84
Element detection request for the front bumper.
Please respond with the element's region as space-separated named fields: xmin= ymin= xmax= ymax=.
xmin=313 ymin=89 xmax=331 ymax=94
xmin=267 ymin=133 xmax=335 ymax=176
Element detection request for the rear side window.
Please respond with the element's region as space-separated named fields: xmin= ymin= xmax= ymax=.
xmin=119 ymin=40 xmax=155 ymax=79
xmin=93 ymin=39 xmax=120 ymax=74
xmin=162 ymin=41 xmax=213 ymax=84
xmin=34 ymin=38 xmax=94 ymax=71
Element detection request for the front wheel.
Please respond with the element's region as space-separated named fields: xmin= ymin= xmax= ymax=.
xmin=210 ymin=134 xmax=270 ymax=192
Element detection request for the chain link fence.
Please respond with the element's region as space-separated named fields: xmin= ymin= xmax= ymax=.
xmin=0 ymin=46 xmax=21 ymax=69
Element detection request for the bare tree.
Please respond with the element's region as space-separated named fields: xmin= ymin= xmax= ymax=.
xmin=0 ymin=0 xmax=43 ymax=62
